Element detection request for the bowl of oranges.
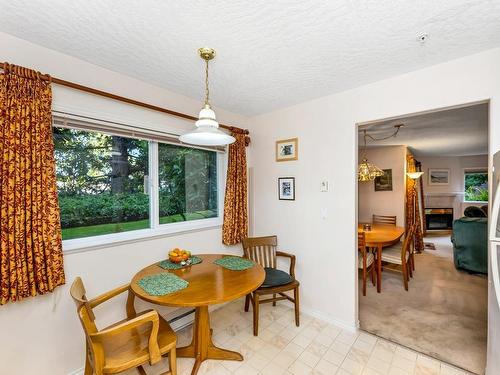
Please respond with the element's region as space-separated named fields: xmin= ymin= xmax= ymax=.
xmin=168 ymin=248 xmax=192 ymax=264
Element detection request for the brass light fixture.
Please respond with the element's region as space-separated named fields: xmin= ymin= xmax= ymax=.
xmin=179 ymin=48 xmax=235 ymax=146
xmin=358 ymin=125 xmax=403 ymax=182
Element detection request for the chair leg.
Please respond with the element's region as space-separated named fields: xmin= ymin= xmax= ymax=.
xmin=411 ymin=253 xmax=415 ymax=271
xmin=244 ymin=294 xmax=250 ymax=312
xmin=403 ymin=264 xmax=409 ymax=291
xmin=253 ymin=293 xmax=260 ymax=336
xmin=138 ymin=366 xmax=147 ymax=375
xmin=84 ymin=354 xmax=92 ymax=375
xmin=169 ymin=346 xmax=177 ymax=375
xmin=362 ymin=265 xmax=367 ymax=296
xmin=371 ymin=265 xmax=376 ymax=286
xmin=273 ymin=293 xmax=277 ymax=307
xmin=294 ymin=287 xmax=300 ymax=327
xmin=409 ymin=261 xmax=413 ymax=278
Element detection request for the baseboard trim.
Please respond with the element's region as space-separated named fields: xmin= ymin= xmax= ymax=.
xmin=67 ymin=367 xmax=84 ymax=375
xmin=301 ymin=306 xmax=358 ymax=333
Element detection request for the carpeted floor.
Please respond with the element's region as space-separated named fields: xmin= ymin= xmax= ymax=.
xmin=359 ymin=235 xmax=487 ymax=374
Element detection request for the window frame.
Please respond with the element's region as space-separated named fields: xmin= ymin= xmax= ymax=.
xmin=463 ymin=168 xmax=488 ymax=203
xmin=58 ymin=126 xmax=226 ymax=254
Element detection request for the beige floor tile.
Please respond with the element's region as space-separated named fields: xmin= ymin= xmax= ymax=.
xmin=284 ymin=342 xmax=305 ymax=358
xmin=366 ymin=356 xmax=391 ymax=374
xmin=261 ymin=361 xmax=288 ymax=375
xmin=388 ymin=366 xmax=412 ymax=375
xmin=371 ymin=346 xmax=395 ymax=364
xmin=274 ymin=351 xmax=299 ymax=368
xmin=313 ymin=359 xmax=339 ymax=375
xmin=232 ymin=362 xmax=260 ymax=375
xmin=288 ymin=359 xmax=314 ymax=375
xmin=306 ymin=341 xmax=329 ymax=357
xmin=341 ymin=357 xmax=364 ymax=375
xmin=323 ymin=347 xmax=347 ymax=366
xmin=330 ymin=340 xmax=353 ymax=356
xmin=440 ymin=364 xmax=467 ymax=375
xmin=298 ymin=349 xmax=321 ymax=368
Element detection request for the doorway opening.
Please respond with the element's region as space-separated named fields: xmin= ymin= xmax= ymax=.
xmin=356 ymin=102 xmax=489 ymax=374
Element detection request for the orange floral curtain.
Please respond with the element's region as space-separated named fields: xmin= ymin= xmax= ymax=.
xmin=222 ymin=133 xmax=248 ymax=245
xmin=406 ymin=154 xmax=424 ymax=252
xmin=0 ymin=63 xmax=65 ymax=305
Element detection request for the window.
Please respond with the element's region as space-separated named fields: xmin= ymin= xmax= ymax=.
xmin=464 ymin=170 xmax=488 ymax=202
xmin=158 ymin=143 xmax=218 ymax=224
xmin=53 ymin=126 xmax=220 ymax=243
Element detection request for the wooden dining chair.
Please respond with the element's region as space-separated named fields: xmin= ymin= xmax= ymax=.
xmin=380 ymin=226 xmax=415 ymax=291
xmin=373 ymin=214 xmax=397 ymax=226
xmin=358 ymin=232 xmax=376 ymax=296
xmin=70 ymin=277 xmax=177 ymax=375
xmin=242 ymin=236 xmax=300 ymax=336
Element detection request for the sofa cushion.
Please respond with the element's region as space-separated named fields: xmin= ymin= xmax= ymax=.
xmin=451 ymin=217 xmax=488 ymax=274
xmin=464 ymin=206 xmax=487 ymax=218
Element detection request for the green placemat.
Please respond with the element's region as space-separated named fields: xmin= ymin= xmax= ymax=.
xmin=158 ymin=256 xmax=202 ymax=270
xmin=137 ymin=273 xmax=188 ymax=296
xmin=214 ymin=256 xmax=255 ymax=271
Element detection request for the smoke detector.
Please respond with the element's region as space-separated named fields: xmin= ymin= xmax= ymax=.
xmin=417 ymin=33 xmax=429 ymax=44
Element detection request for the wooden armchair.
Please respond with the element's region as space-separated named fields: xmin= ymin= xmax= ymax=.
xmin=380 ymin=226 xmax=415 ymax=291
xmin=70 ymin=277 xmax=177 ymax=375
xmin=373 ymin=214 xmax=397 ymax=226
xmin=358 ymin=232 xmax=376 ymax=296
xmin=242 ymin=236 xmax=300 ymax=336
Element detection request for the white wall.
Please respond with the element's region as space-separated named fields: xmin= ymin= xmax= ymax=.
xmin=248 ymin=47 xmax=500 ymax=332
xmin=0 ymin=32 xmax=250 ymax=375
xmin=358 ymin=146 xmax=407 ymax=227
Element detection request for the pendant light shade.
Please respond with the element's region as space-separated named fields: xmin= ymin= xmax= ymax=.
xmin=358 ymin=158 xmax=385 ymax=181
xmin=407 ymin=171 xmax=424 ymax=179
xmin=179 ymin=48 xmax=236 ymax=147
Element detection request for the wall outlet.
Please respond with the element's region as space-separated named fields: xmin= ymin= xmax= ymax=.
xmin=320 ymin=181 xmax=329 ymax=192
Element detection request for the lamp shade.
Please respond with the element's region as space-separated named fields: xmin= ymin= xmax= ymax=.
xmin=179 ymin=104 xmax=236 ymax=146
xmin=407 ymin=171 xmax=424 ymax=179
xmin=358 ymin=158 xmax=385 ymax=182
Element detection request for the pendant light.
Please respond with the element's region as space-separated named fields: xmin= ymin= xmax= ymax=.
xmin=358 ymin=125 xmax=403 ymax=182
xmin=179 ymin=48 xmax=235 ymax=146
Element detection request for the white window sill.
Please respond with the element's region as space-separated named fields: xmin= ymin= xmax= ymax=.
xmin=62 ymin=218 xmax=222 ymax=254
xmin=463 ymin=201 xmax=488 ymax=204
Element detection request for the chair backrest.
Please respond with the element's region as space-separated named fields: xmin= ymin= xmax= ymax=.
xmin=242 ymin=236 xmax=277 ymax=268
xmin=70 ymin=277 xmax=98 ymax=335
xmin=358 ymin=231 xmax=366 ymax=251
xmin=401 ymin=226 xmax=415 ymax=262
xmin=373 ymin=214 xmax=397 ymax=226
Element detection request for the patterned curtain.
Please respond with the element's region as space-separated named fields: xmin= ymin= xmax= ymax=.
xmin=0 ymin=63 xmax=65 ymax=305
xmin=406 ymin=154 xmax=424 ymax=252
xmin=222 ymin=133 xmax=248 ymax=245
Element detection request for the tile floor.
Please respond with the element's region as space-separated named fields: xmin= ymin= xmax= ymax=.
xmin=138 ymin=298 xmax=473 ymax=375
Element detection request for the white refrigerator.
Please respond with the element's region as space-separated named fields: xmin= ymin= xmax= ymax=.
xmin=487 ymin=151 xmax=500 ymax=374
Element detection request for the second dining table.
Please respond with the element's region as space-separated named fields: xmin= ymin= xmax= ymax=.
xmin=358 ymin=223 xmax=405 ymax=292
xmin=129 ymin=253 xmax=265 ymax=375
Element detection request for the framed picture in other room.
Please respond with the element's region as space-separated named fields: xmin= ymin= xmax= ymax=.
xmin=374 ymin=169 xmax=393 ymax=191
xmin=276 ymin=138 xmax=298 ymax=162
xmin=278 ymin=177 xmax=295 ymax=200
xmin=428 ymin=168 xmax=450 ymax=185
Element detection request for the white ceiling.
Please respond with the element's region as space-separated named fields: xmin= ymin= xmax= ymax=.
xmin=358 ymin=103 xmax=488 ymax=156
xmin=1 ymin=1 xmax=500 ymax=115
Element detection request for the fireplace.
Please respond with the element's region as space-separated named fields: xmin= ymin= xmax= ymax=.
xmin=425 ymin=208 xmax=453 ymax=230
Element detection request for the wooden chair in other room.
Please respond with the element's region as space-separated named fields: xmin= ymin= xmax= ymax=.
xmin=358 ymin=231 xmax=376 ymax=296
xmin=70 ymin=277 xmax=177 ymax=375
xmin=242 ymin=236 xmax=300 ymax=336
xmin=372 ymin=214 xmax=397 ymax=226
xmin=380 ymin=226 xmax=415 ymax=291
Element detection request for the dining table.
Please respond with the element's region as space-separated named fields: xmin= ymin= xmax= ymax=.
xmin=358 ymin=223 xmax=405 ymax=292
xmin=129 ymin=254 xmax=265 ymax=375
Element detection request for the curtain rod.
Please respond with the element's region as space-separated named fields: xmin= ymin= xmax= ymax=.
xmin=1 ymin=61 xmax=250 ymax=139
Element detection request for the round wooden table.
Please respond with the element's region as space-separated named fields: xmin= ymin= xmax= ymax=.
xmin=130 ymin=254 xmax=265 ymax=375
xmin=358 ymin=224 xmax=405 ymax=292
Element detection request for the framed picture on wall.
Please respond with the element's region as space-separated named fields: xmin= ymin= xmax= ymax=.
xmin=278 ymin=177 xmax=295 ymax=200
xmin=276 ymin=138 xmax=298 ymax=162
xmin=428 ymin=168 xmax=450 ymax=185
xmin=374 ymin=169 xmax=393 ymax=191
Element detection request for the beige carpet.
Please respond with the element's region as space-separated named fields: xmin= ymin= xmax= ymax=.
xmin=359 ymin=235 xmax=487 ymax=374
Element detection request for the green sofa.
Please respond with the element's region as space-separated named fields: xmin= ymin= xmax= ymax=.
xmin=451 ymin=217 xmax=488 ymax=274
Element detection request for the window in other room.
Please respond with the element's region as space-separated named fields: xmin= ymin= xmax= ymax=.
xmin=464 ymin=169 xmax=488 ymax=202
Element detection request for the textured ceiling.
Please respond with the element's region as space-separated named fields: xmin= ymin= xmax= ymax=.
xmin=359 ymin=103 xmax=488 ymax=156
xmin=1 ymin=1 xmax=500 ymax=115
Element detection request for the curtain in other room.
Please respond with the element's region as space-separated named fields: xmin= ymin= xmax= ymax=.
xmin=406 ymin=154 xmax=424 ymax=252
xmin=0 ymin=63 xmax=65 ymax=305
xmin=222 ymin=133 xmax=248 ymax=245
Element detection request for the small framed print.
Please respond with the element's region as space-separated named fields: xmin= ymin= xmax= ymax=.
xmin=428 ymin=168 xmax=450 ymax=185
xmin=374 ymin=169 xmax=393 ymax=191
xmin=276 ymin=138 xmax=298 ymax=162
xmin=278 ymin=177 xmax=295 ymax=200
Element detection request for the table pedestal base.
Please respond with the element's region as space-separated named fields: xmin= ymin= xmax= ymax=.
xmin=177 ymin=305 xmax=243 ymax=375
